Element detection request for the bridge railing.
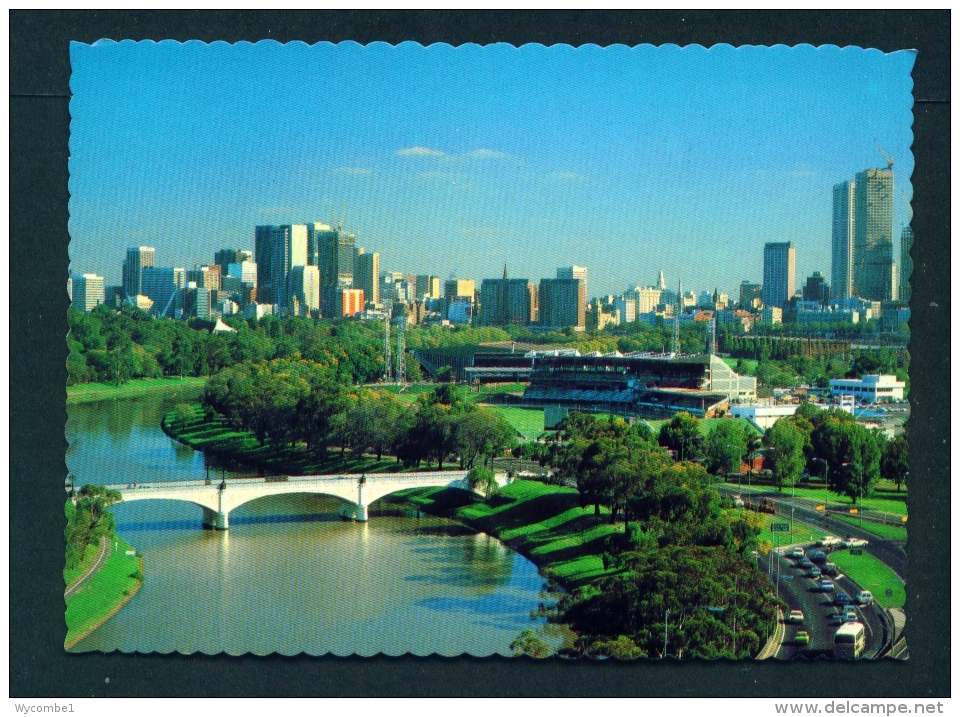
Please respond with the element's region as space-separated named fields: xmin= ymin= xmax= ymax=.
xmin=105 ymin=470 xmax=475 ymax=494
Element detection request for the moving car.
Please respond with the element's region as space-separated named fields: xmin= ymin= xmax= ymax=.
xmin=795 ymin=630 xmax=810 ymax=646
xmin=822 ymin=562 xmax=838 ymax=576
xmin=834 ymin=590 xmax=852 ymax=606
xmin=788 ymin=610 xmax=804 ymax=624
xmin=809 ymin=550 xmax=828 ymax=564
xmin=798 ymin=557 xmax=813 ymax=569
xmin=819 ymin=536 xmax=843 ymax=548
xmin=787 ymin=546 xmax=805 ymax=559
xmin=842 ymin=537 xmax=869 ymax=548
xmin=834 ymin=622 xmax=865 ymax=659
xmin=818 ymin=578 xmax=835 ymax=591
xmin=843 ymin=606 xmax=859 ymax=622
xmin=808 ymin=566 xmax=821 ymax=578
xmin=856 ymin=590 xmax=874 ymax=605
xmin=829 ymin=612 xmax=846 ymax=625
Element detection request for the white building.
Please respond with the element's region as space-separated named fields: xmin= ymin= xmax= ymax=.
xmin=69 ymin=273 xmax=105 ymax=312
xmin=227 ymin=261 xmax=258 ymax=287
xmin=829 ymin=374 xmax=905 ymax=403
xmin=729 ymin=404 xmax=800 ymax=431
xmin=613 ymin=296 xmax=636 ymax=324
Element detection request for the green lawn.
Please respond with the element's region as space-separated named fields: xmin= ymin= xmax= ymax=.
xmin=488 ymin=406 xmax=546 ymax=442
xmin=453 ymin=480 xmax=625 ymax=587
xmin=829 ymin=549 xmax=905 ymax=609
xmin=834 ymin=516 xmax=908 ymax=541
xmin=64 ymin=541 xmax=100 ymax=587
xmin=165 ymin=404 xmax=434 ymax=475
xmin=67 ymin=376 xmax=206 ymax=405
xmin=65 ymin=536 xmax=142 ymax=648
xmin=645 ymin=417 xmax=762 ymax=438
xmin=722 ymin=357 xmax=759 ymax=375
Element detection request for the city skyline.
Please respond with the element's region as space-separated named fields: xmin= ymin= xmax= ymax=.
xmin=69 ymin=42 xmax=914 ymax=297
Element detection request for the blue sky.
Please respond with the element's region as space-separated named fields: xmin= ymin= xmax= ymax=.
xmin=69 ymin=41 xmax=915 ymax=298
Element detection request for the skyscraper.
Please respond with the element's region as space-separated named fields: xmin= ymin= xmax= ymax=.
xmin=557 ymin=266 xmax=588 ymax=298
xmin=255 ymin=225 xmax=308 ymax=310
xmin=762 ymin=242 xmax=795 ymax=309
xmin=355 ymin=252 xmax=380 ymax=306
xmin=289 ymin=265 xmax=321 ymax=316
xmin=311 ymin=223 xmax=357 ymax=317
xmin=854 ymin=168 xmax=895 ymax=301
xmin=214 ymin=249 xmax=252 ymax=277
xmin=480 ymin=266 xmax=536 ymax=327
xmin=831 ymin=181 xmax=856 ymax=299
xmin=539 ymin=278 xmax=586 ymax=329
xmin=899 ymin=225 xmax=913 ymax=305
xmin=69 ymin=273 xmax=105 ymax=312
xmin=141 ymin=266 xmax=186 ymax=317
xmin=802 ymin=271 xmax=831 ymax=305
xmin=122 ymin=246 xmax=156 ymax=299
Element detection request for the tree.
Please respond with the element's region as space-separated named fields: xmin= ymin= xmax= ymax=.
xmin=509 ymin=630 xmax=551 ymax=658
xmin=453 ymin=407 xmax=517 ymax=469
xmin=763 ymin=419 xmax=806 ymax=491
xmin=467 ymin=465 xmax=500 ymax=497
xmin=704 ymin=420 xmax=749 ymax=476
xmin=810 ymin=417 xmax=882 ymax=503
xmin=659 ymin=412 xmax=701 ymax=461
xmin=881 ymin=434 xmax=909 ymax=491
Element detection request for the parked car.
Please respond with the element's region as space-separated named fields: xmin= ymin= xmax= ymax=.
xmin=795 ymin=630 xmax=810 ymax=646
xmin=856 ymin=590 xmax=874 ymax=605
xmin=822 ymin=562 xmax=838 ymax=576
xmin=808 ymin=566 xmax=821 ymax=578
xmin=835 ymin=591 xmax=852 ymax=606
xmin=788 ymin=610 xmax=804 ymax=624
xmin=818 ymin=578 xmax=835 ymax=591
xmin=809 ymin=550 xmax=828 ymax=564
xmin=842 ymin=537 xmax=869 ymax=548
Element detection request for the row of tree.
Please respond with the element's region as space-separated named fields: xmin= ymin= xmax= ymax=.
xmin=65 ymin=485 xmax=122 ymax=573
xmin=68 ymin=304 xmax=399 ymax=387
xmin=654 ymin=405 xmax=908 ymax=500
xmin=527 ymin=412 xmax=780 ymax=658
xmin=200 ymin=361 xmax=518 ymax=471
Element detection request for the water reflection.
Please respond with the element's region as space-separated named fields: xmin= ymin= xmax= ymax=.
xmin=67 ymin=396 xmax=560 ymax=656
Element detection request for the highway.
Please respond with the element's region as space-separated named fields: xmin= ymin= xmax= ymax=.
xmin=760 ymin=548 xmax=886 ymax=659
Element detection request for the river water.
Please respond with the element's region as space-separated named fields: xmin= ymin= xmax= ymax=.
xmin=67 ymin=394 xmax=563 ymax=655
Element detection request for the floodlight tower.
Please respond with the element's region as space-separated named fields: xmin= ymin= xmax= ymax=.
xmin=382 ymin=299 xmax=393 ymax=383
xmin=672 ymin=278 xmax=682 ymax=357
xmin=396 ymin=308 xmax=406 ymax=385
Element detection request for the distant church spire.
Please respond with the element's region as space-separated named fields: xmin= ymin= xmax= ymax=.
xmin=503 ymin=264 xmax=508 ymax=280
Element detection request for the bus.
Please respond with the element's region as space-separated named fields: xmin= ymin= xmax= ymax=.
xmin=833 ymin=622 xmax=866 ymax=659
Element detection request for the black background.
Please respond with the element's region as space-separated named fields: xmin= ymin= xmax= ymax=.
xmin=10 ymin=10 xmax=950 ymax=697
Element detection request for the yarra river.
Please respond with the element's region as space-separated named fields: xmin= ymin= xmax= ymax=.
xmin=67 ymin=393 xmax=565 ymax=655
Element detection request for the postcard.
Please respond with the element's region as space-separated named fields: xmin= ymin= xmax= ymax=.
xmin=65 ymin=40 xmax=913 ymax=659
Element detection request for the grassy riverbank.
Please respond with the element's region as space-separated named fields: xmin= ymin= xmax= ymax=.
xmin=398 ymin=480 xmax=625 ymax=589
xmin=67 ymin=376 xmax=205 ymax=405
xmin=164 ymin=403 xmax=422 ymax=476
xmin=65 ymin=535 xmax=143 ymax=649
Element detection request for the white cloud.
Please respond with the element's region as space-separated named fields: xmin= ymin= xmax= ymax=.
xmin=465 ymin=148 xmax=513 ymax=160
xmin=396 ymin=146 xmax=448 ymax=158
xmin=333 ymin=167 xmax=373 ymax=176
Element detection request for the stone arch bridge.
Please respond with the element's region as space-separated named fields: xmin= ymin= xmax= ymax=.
xmin=103 ymin=470 xmax=507 ymax=530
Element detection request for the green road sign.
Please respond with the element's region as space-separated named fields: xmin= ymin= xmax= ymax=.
xmin=771 ymin=523 xmax=790 ymax=532
xmin=850 ymin=548 xmax=863 ymax=556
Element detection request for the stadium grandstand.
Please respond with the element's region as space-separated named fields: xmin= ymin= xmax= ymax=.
xmin=465 ymin=348 xmax=756 ymax=420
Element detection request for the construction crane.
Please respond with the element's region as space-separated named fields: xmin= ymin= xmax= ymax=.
xmin=875 ymin=141 xmax=894 ymax=170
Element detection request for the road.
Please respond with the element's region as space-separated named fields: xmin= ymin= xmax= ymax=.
xmin=716 ymin=483 xmax=907 ymax=579
xmin=760 ymin=547 xmax=886 ymax=659
xmin=64 ymin=535 xmax=110 ymax=599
